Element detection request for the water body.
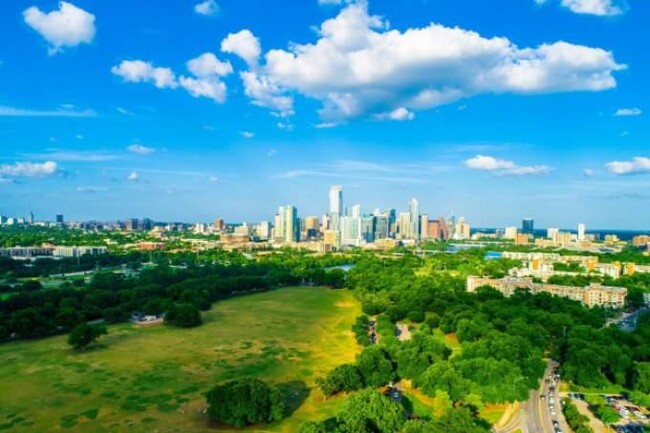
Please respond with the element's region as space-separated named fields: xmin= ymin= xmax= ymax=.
xmin=326 ymin=264 xmax=355 ymax=272
xmin=484 ymin=251 xmax=503 ymax=260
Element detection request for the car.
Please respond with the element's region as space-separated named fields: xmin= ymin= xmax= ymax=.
xmin=541 ymin=394 xmax=546 ymax=399
xmin=553 ymin=420 xmax=559 ymax=427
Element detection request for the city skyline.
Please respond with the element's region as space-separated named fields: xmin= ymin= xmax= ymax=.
xmin=1 ymin=0 xmax=649 ymax=228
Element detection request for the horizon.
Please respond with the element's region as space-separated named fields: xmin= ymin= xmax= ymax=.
xmin=1 ymin=0 xmax=649 ymax=229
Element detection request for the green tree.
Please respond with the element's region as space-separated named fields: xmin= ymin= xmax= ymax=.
xmin=165 ymin=303 xmax=202 ymax=328
xmin=336 ymin=389 xmax=406 ymax=433
xmin=205 ymin=378 xmax=284 ymax=427
xmin=317 ymin=364 xmax=364 ymax=396
xmin=356 ymin=346 xmax=396 ymax=387
xmin=595 ymin=405 xmax=620 ymax=424
xmin=67 ymin=323 xmax=107 ymax=350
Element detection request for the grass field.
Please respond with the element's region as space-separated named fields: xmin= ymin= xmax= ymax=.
xmin=0 ymin=287 xmax=361 ymax=433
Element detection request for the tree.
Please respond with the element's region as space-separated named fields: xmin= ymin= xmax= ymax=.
xmin=595 ymin=405 xmax=620 ymax=424
xmin=335 ymin=389 xmax=406 ymax=433
xmin=317 ymin=364 xmax=364 ymax=396
xmin=67 ymin=323 xmax=107 ymax=350
xmin=205 ymin=378 xmax=284 ymax=427
xmin=356 ymin=346 xmax=396 ymax=387
xmin=165 ymin=303 xmax=202 ymax=328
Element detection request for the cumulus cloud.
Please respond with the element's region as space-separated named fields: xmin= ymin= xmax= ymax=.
xmin=0 ymin=161 xmax=58 ymax=179
xmin=194 ymin=0 xmax=219 ymax=16
xmin=126 ymin=171 xmax=139 ymax=181
xmin=614 ymin=107 xmax=642 ymax=117
xmin=23 ymin=2 xmax=95 ymax=54
xmin=464 ymin=155 xmax=551 ymax=176
xmin=112 ymin=53 xmax=232 ymax=103
xmin=560 ymin=0 xmax=625 ymax=16
xmin=127 ymin=144 xmax=155 ymax=155
xmin=111 ymin=60 xmax=177 ymax=89
xmin=373 ymin=107 xmax=415 ymax=121
xmin=606 ymin=157 xmax=650 ymax=175
xmin=240 ymin=131 xmax=255 ymax=139
xmin=223 ymin=3 xmax=624 ymax=122
xmin=221 ymin=30 xmax=261 ymax=67
xmin=77 ymin=186 xmax=107 ymax=193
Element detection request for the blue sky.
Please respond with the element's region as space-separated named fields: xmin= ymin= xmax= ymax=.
xmin=0 ymin=0 xmax=648 ymax=228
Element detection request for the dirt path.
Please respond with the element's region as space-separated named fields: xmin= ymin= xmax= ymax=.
xmin=396 ymin=324 xmax=412 ymax=341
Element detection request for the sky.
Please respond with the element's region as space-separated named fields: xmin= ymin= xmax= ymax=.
xmin=0 ymin=0 xmax=648 ymax=229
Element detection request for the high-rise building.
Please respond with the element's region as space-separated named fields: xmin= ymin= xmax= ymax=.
xmin=125 ymin=218 xmax=139 ymax=231
xmin=303 ymin=216 xmax=320 ymax=240
xmin=329 ymin=186 xmax=343 ymax=231
xmin=257 ymin=221 xmax=272 ymax=240
xmin=504 ymin=226 xmax=518 ymax=240
xmin=397 ymin=212 xmax=412 ymax=239
xmin=455 ymin=217 xmax=471 ymax=240
xmin=547 ymin=228 xmax=559 ymax=241
xmin=577 ymin=223 xmax=586 ymax=241
xmin=56 ymin=214 xmax=64 ymax=225
xmin=436 ymin=216 xmax=450 ymax=240
xmin=329 ymin=185 xmax=343 ymax=215
xmin=522 ymin=218 xmax=534 ymax=235
xmin=409 ymin=198 xmax=420 ymax=240
xmin=274 ymin=205 xmax=299 ymax=243
xmin=340 ymin=215 xmax=361 ymax=246
xmin=420 ymin=214 xmax=429 ymax=239
xmin=361 ymin=215 xmax=375 ymax=243
xmin=213 ymin=218 xmax=225 ymax=232
xmin=29 ymin=211 xmax=34 ymax=225
xmin=374 ymin=214 xmax=389 ymax=240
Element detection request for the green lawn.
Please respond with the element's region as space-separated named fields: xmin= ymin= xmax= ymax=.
xmin=0 ymin=287 xmax=361 ymax=433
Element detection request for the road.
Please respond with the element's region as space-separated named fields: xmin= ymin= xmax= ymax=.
xmin=608 ymin=307 xmax=648 ymax=332
xmin=495 ymin=360 xmax=571 ymax=433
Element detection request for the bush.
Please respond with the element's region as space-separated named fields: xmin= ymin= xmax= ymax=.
xmin=67 ymin=323 xmax=107 ymax=350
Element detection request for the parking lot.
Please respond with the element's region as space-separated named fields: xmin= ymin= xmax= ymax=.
xmin=568 ymin=393 xmax=649 ymax=433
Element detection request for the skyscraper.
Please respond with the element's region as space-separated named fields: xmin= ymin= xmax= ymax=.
xmin=56 ymin=214 xmax=64 ymax=225
xmin=522 ymin=218 xmax=534 ymax=235
xmin=577 ymin=223 xmax=586 ymax=241
xmin=409 ymin=198 xmax=420 ymax=240
xmin=329 ymin=185 xmax=343 ymax=231
xmin=274 ymin=206 xmax=299 ymax=243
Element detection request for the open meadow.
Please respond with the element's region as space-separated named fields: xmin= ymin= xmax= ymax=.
xmin=0 ymin=287 xmax=361 ymax=432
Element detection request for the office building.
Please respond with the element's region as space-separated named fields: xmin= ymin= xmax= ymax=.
xmin=397 ymin=212 xmax=411 ymax=240
xmin=213 ymin=218 xmax=225 ymax=232
xmin=504 ymin=226 xmax=518 ymax=240
xmin=420 ymin=214 xmax=429 ymax=239
xmin=257 ymin=221 xmax=272 ymax=240
xmin=274 ymin=205 xmax=299 ymax=243
xmin=578 ymin=223 xmax=586 ymax=241
xmin=340 ymin=215 xmax=361 ymax=246
xmin=56 ymin=214 xmax=64 ymax=225
xmin=361 ymin=215 xmax=375 ymax=243
xmin=329 ymin=185 xmax=343 ymax=231
xmin=408 ymin=198 xmax=420 ymax=240
xmin=547 ymin=228 xmax=559 ymax=241
xmin=455 ymin=217 xmax=471 ymax=240
xmin=522 ymin=218 xmax=534 ymax=235
xmin=374 ymin=213 xmax=389 ymax=240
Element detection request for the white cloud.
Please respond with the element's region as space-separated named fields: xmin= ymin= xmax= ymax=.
xmin=464 ymin=155 xmax=551 ymax=176
xmin=0 ymin=161 xmax=58 ymax=178
xmin=24 ymin=150 xmax=117 ymax=162
xmin=315 ymin=122 xmax=337 ymax=129
xmin=240 ymin=71 xmax=294 ymax=116
xmin=126 ymin=171 xmax=139 ymax=181
xmin=186 ymin=52 xmax=232 ymax=77
xmin=116 ymin=107 xmax=134 ymax=116
xmin=112 ymin=53 xmax=232 ymax=103
xmin=127 ymin=144 xmax=155 ymax=155
xmin=111 ymin=60 xmax=178 ymax=89
xmin=267 ymin=149 xmax=278 ymax=157
xmin=373 ymin=107 xmax=415 ymax=121
xmin=560 ymin=0 xmax=624 ymax=16
xmin=194 ymin=0 xmax=219 ymax=16
xmin=221 ymin=30 xmax=261 ymax=67
xmin=0 ymin=105 xmax=95 ymax=117
xmin=583 ymin=168 xmax=595 ymax=176
xmin=240 ymin=131 xmax=255 ymax=139
xmin=209 ymin=176 xmax=219 ymax=182
xmin=230 ymin=3 xmax=624 ymax=122
xmin=277 ymin=122 xmax=294 ymax=131
xmin=614 ymin=107 xmax=642 ymax=117
xmin=23 ymin=1 xmax=95 ymax=54
xmin=606 ymin=157 xmax=650 ymax=175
